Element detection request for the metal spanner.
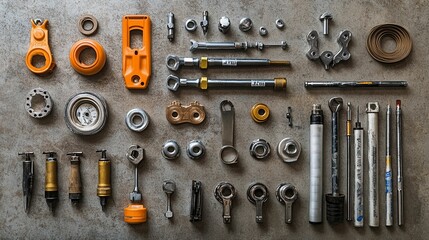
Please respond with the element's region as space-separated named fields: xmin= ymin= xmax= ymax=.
xmin=163 ymin=179 xmax=175 ymax=219
xmin=214 ymin=182 xmax=236 ymax=224
xmin=247 ymin=182 xmax=269 ymax=223
xmin=126 ymin=145 xmax=144 ymax=202
xmin=220 ymin=100 xmax=238 ymax=164
xmin=276 ymin=183 xmax=298 ymax=224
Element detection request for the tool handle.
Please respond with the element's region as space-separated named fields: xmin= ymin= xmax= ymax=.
xmin=309 ymin=124 xmax=323 ymax=223
xmin=354 ymin=129 xmax=364 ymax=227
xmin=69 ymin=160 xmax=81 ymax=194
xmin=331 ymin=111 xmax=340 ymax=195
xmin=385 ymin=155 xmax=393 ymax=226
xmin=23 ymin=161 xmax=34 ymax=196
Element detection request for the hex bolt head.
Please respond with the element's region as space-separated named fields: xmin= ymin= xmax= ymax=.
xmin=319 ymin=12 xmax=333 ymax=35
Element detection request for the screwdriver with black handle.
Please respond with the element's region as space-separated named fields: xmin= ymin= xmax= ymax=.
xmin=18 ymin=152 xmax=34 ymax=213
xmin=43 ymin=151 xmax=58 ymax=212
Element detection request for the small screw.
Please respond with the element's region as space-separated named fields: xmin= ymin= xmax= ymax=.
xmin=319 ymin=12 xmax=333 ymax=35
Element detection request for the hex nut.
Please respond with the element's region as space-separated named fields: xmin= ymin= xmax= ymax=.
xmin=186 ymin=140 xmax=206 ymax=160
xmin=162 ymin=140 xmax=180 ymax=160
xmin=249 ymin=139 xmax=271 ymax=160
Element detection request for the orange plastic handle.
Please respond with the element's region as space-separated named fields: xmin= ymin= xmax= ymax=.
xmin=124 ymin=203 xmax=147 ymax=224
xmin=25 ymin=19 xmax=55 ymax=75
xmin=122 ymin=15 xmax=151 ymax=89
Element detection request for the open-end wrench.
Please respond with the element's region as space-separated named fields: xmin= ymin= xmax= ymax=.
xmin=166 ymin=55 xmax=290 ymax=71
xmin=214 ymin=182 xmax=236 ymax=224
xmin=166 ymin=75 xmax=287 ymax=92
xmin=247 ymin=183 xmax=269 ymax=223
xmin=276 ymin=183 xmax=298 ymax=224
xmin=326 ymin=97 xmax=345 ymax=223
xmin=190 ymin=40 xmax=288 ymax=52
xmin=163 ymin=179 xmax=176 ymax=219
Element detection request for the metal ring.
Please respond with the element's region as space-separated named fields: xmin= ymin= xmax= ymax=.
xmin=249 ymin=139 xmax=271 ymax=160
xmin=78 ymin=14 xmax=98 ymax=36
xmin=162 ymin=140 xmax=180 ymax=160
xmin=259 ymin=26 xmax=268 ymax=36
xmin=276 ymin=19 xmax=285 ymax=29
xmin=251 ymin=103 xmax=270 ymax=123
xmin=214 ymin=182 xmax=236 ymax=204
xmin=185 ymin=19 xmax=197 ymax=32
xmin=125 ymin=108 xmax=149 ymax=132
xmin=276 ymin=183 xmax=298 ymax=204
xmin=277 ymin=138 xmax=301 ymax=162
xmin=187 ymin=140 xmax=205 ymax=160
xmin=247 ymin=182 xmax=269 ymax=204
xmin=25 ymin=88 xmax=53 ymax=118
xmin=64 ymin=92 xmax=108 ymax=135
xmin=220 ymin=145 xmax=238 ymax=165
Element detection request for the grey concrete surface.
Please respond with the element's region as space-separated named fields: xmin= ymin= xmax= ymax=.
xmin=0 ymin=0 xmax=428 ymax=239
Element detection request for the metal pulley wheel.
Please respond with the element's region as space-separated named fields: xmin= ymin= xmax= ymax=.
xmin=65 ymin=92 xmax=108 ymax=135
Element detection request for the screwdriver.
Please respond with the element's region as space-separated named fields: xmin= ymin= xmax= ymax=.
xmin=67 ymin=152 xmax=83 ymax=205
xmin=43 ymin=151 xmax=58 ymax=212
xmin=346 ymin=103 xmax=352 ymax=221
xmin=166 ymin=55 xmax=290 ymax=71
xmin=18 ymin=152 xmax=34 ymax=213
xmin=96 ymin=149 xmax=111 ymax=210
xmin=326 ymin=97 xmax=345 ymax=223
xmin=385 ymin=105 xmax=393 ymax=226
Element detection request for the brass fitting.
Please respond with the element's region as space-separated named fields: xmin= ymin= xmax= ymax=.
xmin=96 ymin=150 xmax=111 ymax=210
xmin=43 ymin=151 xmax=58 ymax=212
xmin=166 ymin=101 xmax=206 ymax=125
xmin=251 ymin=103 xmax=270 ymax=123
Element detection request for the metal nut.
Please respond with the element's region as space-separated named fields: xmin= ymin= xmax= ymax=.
xmin=162 ymin=140 xmax=180 ymax=160
xmin=186 ymin=140 xmax=205 ymax=160
xmin=218 ymin=16 xmax=230 ymax=33
xmin=275 ymin=19 xmax=285 ymax=29
xmin=185 ymin=19 xmax=197 ymax=32
xmin=239 ymin=17 xmax=253 ymax=32
xmin=277 ymin=138 xmax=301 ymax=162
xmin=126 ymin=145 xmax=144 ymax=165
xmin=259 ymin=26 xmax=268 ymax=36
xmin=251 ymin=103 xmax=270 ymax=123
xmin=125 ymin=108 xmax=150 ymax=132
xmin=25 ymin=88 xmax=53 ymax=119
xmin=249 ymin=139 xmax=271 ymax=160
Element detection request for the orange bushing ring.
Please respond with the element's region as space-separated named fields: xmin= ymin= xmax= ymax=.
xmin=25 ymin=19 xmax=56 ymax=75
xmin=251 ymin=103 xmax=270 ymax=123
xmin=69 ymin=39 xmax=106 ymax=75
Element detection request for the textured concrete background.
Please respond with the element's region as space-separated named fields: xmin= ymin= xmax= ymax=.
xmin=0 ymin=0 xmax=428 ymax=239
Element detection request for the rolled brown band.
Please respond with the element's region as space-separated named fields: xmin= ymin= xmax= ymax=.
xmin=78 ymin=14 xmax=98 ymax=36
xmin=366 ymin=24 xmax=412 ymax=63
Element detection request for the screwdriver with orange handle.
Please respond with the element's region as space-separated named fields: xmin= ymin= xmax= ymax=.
xmin=124 ymin=145 xmax=147 ymax=224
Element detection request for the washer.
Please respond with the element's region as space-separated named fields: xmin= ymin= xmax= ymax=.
xmin=78 ymin=14 xmax=98 ymax=36
xmin=125 ymin=108 xmax=149 ymax=132
xmin=275 ymin=19 xmax=285 ymax=29
xmin=25 ymin=88 xmax=53 ymax=118
xmin=64 ymin=92 xmax=108 ymax=135
xmin=185 ymin=19 xmax=197 ymax=32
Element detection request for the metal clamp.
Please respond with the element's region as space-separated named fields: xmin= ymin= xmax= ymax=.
xmin=25 ymin=88 xmax=53 ymax=118
xmin=276 ymin=183 xmax=298 ymax=223
xmin=220 ymin=100 xmax=238 ymax=164
xmin=249 ymin=139 xmax=271 ymax=160
xmin=166 ymin=101 xmax=206 ymax=125
xmin=333 ymin=30 xmax=352 ymax=66
xmin=162 ymin=140 xmax=180 ymax=160
xmin=187 ymin=140 xmax=205 ymax=160
xmin=125 ymin=108 xmax=150 ymax=132
xmin=247 ymin=182 xmax=269 ymax=223
xmin=277 ymin=138 xmax=301 ymax=162
xmin=214 ymin=182 xmax=236 ymax=224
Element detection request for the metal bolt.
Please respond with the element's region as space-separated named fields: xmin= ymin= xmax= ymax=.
xmin=319 ymin=12 xmax=333 ymax=35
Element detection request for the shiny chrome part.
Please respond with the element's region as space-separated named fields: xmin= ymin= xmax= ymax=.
xmin=186 ymin=140 xmax=205 ymax=160
xmin=162 ymin=140 xmax=180 ymax=160
xmin=249 ymin=139 xmax=271 ymax=160
xmin=214 ymin=182 xmax=236 ymax=224
xmin=220 ymin=100 xmax=238 ymax=164
xmin=276 ymin=183 xmax=298 ymax=224
xmin=276 ymin=19 xmax=285 ymax=29
xmin=259 ymin=26 xmax=268 ymax=36
xmin=185 ymin=19 xmax=197 ymax=32
xmin=247 ymin=182 xmax=269 ymax=223
xmin=277 ymin=138 xmax=301 ymax=162
xmin=125 ymin=108 xmax=150 ymax=132
xmin=239 ymin=17 xmax=253 ymax=32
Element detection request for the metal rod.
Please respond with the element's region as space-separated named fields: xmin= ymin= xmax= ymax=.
xmin=353 ymin=106 xmax=364 ymax=227
xmin=346 ymin=103 xmax=352 ymax=221
xmin=396 ymin=100 xmax=403 ymax=226
xmin=386 ymin=105 xmax=393 ymax=226
xmin=304 ymin=81 xmax=408 ymax=88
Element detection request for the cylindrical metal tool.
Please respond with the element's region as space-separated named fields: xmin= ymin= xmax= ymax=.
xmin=67 ymin=152 xmax=83 ymax=205
xmin=353 ymin=106 xmax=364 ymax=227
xmin=386 ymin=105 xmax=393 ymax=226
xmin=309 ymin=104 xmax=324 ymax=224
xmin=167 ymin=12 xmax=174 ymax=42
xmin=166 ymin=55 xmax=290 ymax=71
xmin=304 ymin=81 xmax=408 ymax=88
xmin=43 ymin=151 xmax=58 ymax=212
xmin=326 ymin=97 xmax=345 ymax=224
xmin=97 ymin=150 xmax=111 ymax=210
xmin=190 ymin=40 xmax=288 ymax=52
xmin=166 ymin=75 xmax=286 ymax=92
xmin=367 ymin=102 xmax=380 ymax=227
xmin=346 ymin=103 xmax=352 ymax=221
xmin=18 ymin=152 xmax=34 ymax=213
xmin=396 ymin=100 xmax=403 ymax=226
